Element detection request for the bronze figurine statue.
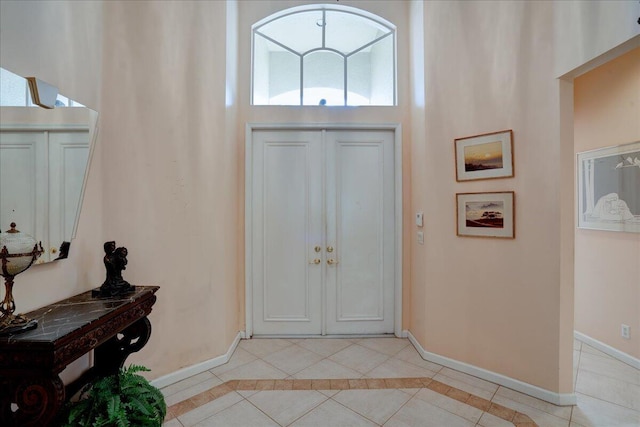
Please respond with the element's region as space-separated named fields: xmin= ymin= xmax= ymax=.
xmin=93 ymin=241 xmax=134 ymax=297
xmin=55 ymin=241 xmax=70 ymax=260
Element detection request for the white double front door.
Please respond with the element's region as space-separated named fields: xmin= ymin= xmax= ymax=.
xmin=251 ymin=129 xmax=396 ymax=335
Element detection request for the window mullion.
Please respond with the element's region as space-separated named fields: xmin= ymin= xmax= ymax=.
xmin=255 ymin=30 xmax=299 ymax=56
xmin=345 ymin=32 xmax=392 ymax=58
xmin=300 ymin=55 xmax=304 ymax=106
xmin=322 ymin=10 xmax=326 ymax=49
xmin=393 ymin=37 xmax=397 ymax=105
xmin=343 ymin=56 xmax=347 ymax=106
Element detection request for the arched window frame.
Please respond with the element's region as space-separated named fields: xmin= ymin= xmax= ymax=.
xmin=251 ymin=4 xmax=397 ymax=106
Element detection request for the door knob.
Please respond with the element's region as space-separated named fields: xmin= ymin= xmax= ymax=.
xmin=314 ymin=246 xmax=322 ymax=253
xmin=327 ymin=246 xmax=334 ymax=253
xmin=309 ymin=258 xmax=321 ymax=264
xmin=327 ymin=258 xmax=339 ymax=265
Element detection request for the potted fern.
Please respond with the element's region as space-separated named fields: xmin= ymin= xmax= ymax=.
xmin=63 ymin=364 xmax=166 ymax=427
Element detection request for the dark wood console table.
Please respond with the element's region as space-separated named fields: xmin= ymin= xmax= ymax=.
xmin=0 ymin=286 xmax=159 ymax=426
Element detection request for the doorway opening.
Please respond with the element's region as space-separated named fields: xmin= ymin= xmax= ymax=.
xmin=245 ymin=124 xmax=402 ymax=337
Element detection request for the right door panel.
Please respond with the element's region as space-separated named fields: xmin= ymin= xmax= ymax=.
xmin=325 ymin=130 xmax=395 ymax=334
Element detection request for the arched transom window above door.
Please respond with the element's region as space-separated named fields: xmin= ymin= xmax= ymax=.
xmin=252 ymin=5 xmax=396 ymax=106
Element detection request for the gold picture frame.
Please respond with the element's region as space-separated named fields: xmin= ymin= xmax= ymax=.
xmin=455 ymin=130 xmax=514 ymax=181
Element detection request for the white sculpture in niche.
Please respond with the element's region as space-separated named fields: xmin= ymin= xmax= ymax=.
xmin=590 ymin=193 xmax=634 ymax=221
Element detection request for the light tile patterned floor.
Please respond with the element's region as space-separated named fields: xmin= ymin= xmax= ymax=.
xmin=161 ymin=338 xmax=640 ymax=427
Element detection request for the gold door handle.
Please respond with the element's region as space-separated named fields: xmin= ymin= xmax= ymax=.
xmin=327 ymin=246 xmax=334 ymax=253
xmin=327 ymin=258 xmax=339 ymax=265
xmin=314 ymin=246 xmax=322 ymax=253
xmin=50 ymin=247 xmax=57 ymax=254
xmin=309 ymin=258 xmax=321 ymax=265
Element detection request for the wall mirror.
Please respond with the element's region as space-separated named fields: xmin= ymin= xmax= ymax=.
xmin=0 ymin=67 xmax=98 ymax=264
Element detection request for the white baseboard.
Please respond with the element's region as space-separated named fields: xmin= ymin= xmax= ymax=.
xmin=400 ymin=329 xmax=409 ymax=338
xmin=406 ymin=331 xmax=577 ymax=406
xmin=574 ymin=331 xmax=640 ymax=369
xmin=150 ymin=332 xmax=242 ymax=389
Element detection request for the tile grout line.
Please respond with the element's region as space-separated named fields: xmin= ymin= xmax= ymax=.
xmin=406 ymin=385 xmax=488 ymax=426
xmin=313 ymin=341 xmax=389 ymax=377
xmin=571 ymin=345 xmax=583 ymax=425
xmin=285 ymin=341 xmax=359 ymax=379
xmin=282 ymin=392 xmax=331 ymax=427
xmin=162 ymin=371 xmax=221 ymax=402
xmin=256 ymin=341 xmax=347 ymax=379
xmin=299 ymin=341 xmax=369 ymax=378
xmin=382 ymin=391 xmax=421 ymax=427
xmin=164 ymin=377 xmax=538 ymax=426
xmin=242 ymin=340 xmax=426 ymax=383
xmin=574 ymin=345 xmax=640 ymax=413
xmin=241 ymin=393 xmax=291 ymax=427
xmin=325 ymin=392 xmax=385 ymax=426
xmin=260 ymin=340 xmax=392 ymax=380
xmin=323 ymin=378 xmax=432 ymax=427
xmin=573 ymin=390 xmax=640 ymax=413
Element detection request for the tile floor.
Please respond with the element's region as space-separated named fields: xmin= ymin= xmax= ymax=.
xmin=160 ymin=337 xmax=640 ymax=427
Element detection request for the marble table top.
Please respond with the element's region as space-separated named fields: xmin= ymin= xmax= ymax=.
xmin=0 ymin=286 xmax=158 ymax=345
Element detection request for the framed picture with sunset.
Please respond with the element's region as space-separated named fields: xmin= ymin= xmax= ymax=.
xmin=456 ymin=191 xmax=515 ymax=238
xmin=455 ymin=130 xmax=513 ymax=181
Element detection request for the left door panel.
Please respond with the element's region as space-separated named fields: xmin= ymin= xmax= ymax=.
xmin=251 ymin=130 xmax=323 ymax=335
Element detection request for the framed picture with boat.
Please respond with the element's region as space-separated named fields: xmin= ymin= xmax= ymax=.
xmin=456 ymin=191 xmax=515 ymax=238
xmin=577 ymin=141 xmax=640 ymax=233
xmin=455 ymin=130 xmax=513 ymax=181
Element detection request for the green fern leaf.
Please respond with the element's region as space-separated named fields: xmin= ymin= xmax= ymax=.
xmin=63 ymin=364 xmax=166 ymax=427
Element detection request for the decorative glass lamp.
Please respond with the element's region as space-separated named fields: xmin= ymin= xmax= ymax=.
xmin=0 ymin=223 xmax=44 ymax=335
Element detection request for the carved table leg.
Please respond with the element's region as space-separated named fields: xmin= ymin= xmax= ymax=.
xmin=94 ymin=316 xmax=152 ymax=377
xmin=0 ymin=374 xmax=65 ymax=427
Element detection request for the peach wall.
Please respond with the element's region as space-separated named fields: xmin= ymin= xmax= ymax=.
xmin=99 ymin=1 xmax=240 ymax=378
xmin=411 ymin=0 xmax=567 ymax=393
xmin=0 ymin=0 xmax=105 ymax=382
xmin=1 ymin=0 xmax=241 ymax=380
xmin=574 ymin=48 xmax=640 ymax=359
xmin=407 ymin=0 xmax=424 ymax=343
xmin=408 ymin=0 xmax=637 ymax=395
xmin=0 ymin=0 xmax=105 ymax=310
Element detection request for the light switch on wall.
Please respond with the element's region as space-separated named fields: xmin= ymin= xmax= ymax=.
xmin=417 ymin=231 xmax=424 ymax=244
xmin=416 ymin=212 xmax=424 ymax=227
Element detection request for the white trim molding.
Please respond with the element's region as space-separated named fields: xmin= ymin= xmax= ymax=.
xmin=407 ymin=331 xmax=577 ymax=406
xmin=150 ymin=332 xmax=242 ymax=389
xmin=393 ymin=125 xmax=403 ymax=337
xmin=574 ymin=331 xmax=640 ymax=370
xmin=244 ymin=124 xmax=254 ymax=338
